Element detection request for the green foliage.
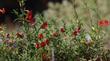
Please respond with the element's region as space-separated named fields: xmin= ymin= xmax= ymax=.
xmin=0 ymin=0 xmax=110 ymax=61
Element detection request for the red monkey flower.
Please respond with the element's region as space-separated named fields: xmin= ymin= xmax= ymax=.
xmin=73 ymin=31 xmax=78 ymax=36
xmin=27 ymin=10 xmax=33 ymax=20
xmin=73 ymin=27 xmax=81 ymax=36
xmin=98 ymin=20 xmax=110 ymax=27
xmin=40 ymin=42 xmax=46 ymax=47
xmin=26 ymin=10 xmax=35 ymax=25
xmin=60 ymin=28 xmax=65 ymax=33
xmin=35 ymin=43 xmax=40 ymax=49
xmin=38 ymin=33 xmax=44 ymax=39
xmin=41 ymin=22 xmax=48 ymax=29
xmin=45 ymin=39 xmax=49 ymax=45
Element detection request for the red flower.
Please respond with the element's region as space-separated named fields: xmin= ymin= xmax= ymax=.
xmin=41 ymin=22 xmax=48 ymax=29
xmin=40 ymin=42 xmax=46 ymax=47
xmin=38 ymin=33 xmax=43 ymax=39
xmin=27 ymin=10 xmax=33 ymax=20
xmin=45 ymin=39 xmax=49 ymax=45
xmin=98 ymin=20 xmax=104 ymax=26
xmin=60 ymin=28 xmax=65 ymax=33
xmin=35 ymin=43 xmax=40 ymax=49
xmin=98 ymin=20 xmax=110 ymax=27
xmin=73 ymin=27 xmax=81 ymax=36
xmin=26 ymin=10 xmax=35 ymax=25
xmin=73 ymin=31 xmax=78 ymax=36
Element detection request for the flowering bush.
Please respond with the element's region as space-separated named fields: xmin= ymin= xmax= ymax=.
xmin=0 ymin=14 xmax=109 ymax=61
xmin=0 ymin=0 xmax=110 ymax=61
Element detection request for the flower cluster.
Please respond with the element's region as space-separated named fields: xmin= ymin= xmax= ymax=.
xmin=0 ymin=16 xmax=107 ymax=61
xmin=0 ymin=32 xmax=24 ymax=47
xmin=98 ymin=19 xmax=110 ymax=27
xmin=35 ymin=39 xmax=49 ymax=49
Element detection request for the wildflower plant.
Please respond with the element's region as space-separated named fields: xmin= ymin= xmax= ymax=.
xmin=0 ymin=0 xmax=110 ymax=61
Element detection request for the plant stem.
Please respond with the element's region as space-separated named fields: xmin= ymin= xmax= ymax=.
xmin=52 ymin=48 xmax=55 ymax=61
